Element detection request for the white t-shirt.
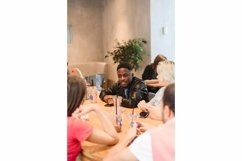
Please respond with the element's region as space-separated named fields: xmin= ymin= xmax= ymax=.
xmin=128 ymin=132 xmax=153 ymax=161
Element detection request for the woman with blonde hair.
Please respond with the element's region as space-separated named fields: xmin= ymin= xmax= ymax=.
xmin=138 ymin=60 xmax=175 ymax=121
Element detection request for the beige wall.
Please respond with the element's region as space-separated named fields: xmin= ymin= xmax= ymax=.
xmin=68 ymin=0 xmax=151 ymax=82
xmin=68 ymin=0 xmax=104 ymax=64
xmin=102 ymin=0 xmax=151 ymax=81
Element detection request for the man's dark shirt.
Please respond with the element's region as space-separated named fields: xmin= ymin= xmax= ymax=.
xmin=99 ymin=77 xmax=149 ymax=108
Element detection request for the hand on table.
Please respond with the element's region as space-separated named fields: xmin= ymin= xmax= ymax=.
xmin=104 ymin=95 xmax=114 ymax=105
xmin=138 ymin=101 xmax=162 ymax=121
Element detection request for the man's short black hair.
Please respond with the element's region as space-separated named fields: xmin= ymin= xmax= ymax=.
xmin=117 ymin=62 xmax=133 ymax=71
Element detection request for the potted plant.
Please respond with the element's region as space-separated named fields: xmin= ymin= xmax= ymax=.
xmin=105 ymin=38 xmax=147 ymax=71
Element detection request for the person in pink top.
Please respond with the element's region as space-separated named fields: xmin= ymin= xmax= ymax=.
xmin=68 ymin=76 xmax=119 ymax=161
xmin=103 ymin=83 xmax=175 ymax=161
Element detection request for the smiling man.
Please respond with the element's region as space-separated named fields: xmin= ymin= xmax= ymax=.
xmin=99 ymin=62 xmax=149 ymax=108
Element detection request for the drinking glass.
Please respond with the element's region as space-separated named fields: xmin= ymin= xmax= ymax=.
xmin=112 ymin=95 xmax=123 ymax=132
xmin=127 ymin=110 xmax=138 ymax=128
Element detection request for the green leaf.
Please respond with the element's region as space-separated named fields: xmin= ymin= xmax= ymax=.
xmin=105 ymin=38 xmax=148 ymax=71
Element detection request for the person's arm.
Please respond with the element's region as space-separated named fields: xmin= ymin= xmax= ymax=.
xmin=145 ymin=79 xmax=159 ymax=85
xmin=136 ymin=121 xmax=156 ymax=133
xmin=138 ymin=85 xmax=162 ymax=110
xmin=137 ymin=100 xmax=148 ymax=111
xmin=104 ymin=147 xmax=138 ymax=161
xmin=99 ymin=84 xmax=118 ymax=104
xmin=147 ymin=107 xmax=162 ymax=121
xmin=121 ymin=80 xmax=149 ymax=108
xmin=103 ymin=95 xmax=114 ymax=105
xmin=103 ymin=128 xmax=138 ymax=161
xmin=79 ymin=104 xmax=119 ymax=145
xmin=138 ymin=100 xmax=162 ymax=121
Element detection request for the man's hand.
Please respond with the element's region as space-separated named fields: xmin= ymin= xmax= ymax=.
xmin=104 ymin=95 xmax=114 ymax=105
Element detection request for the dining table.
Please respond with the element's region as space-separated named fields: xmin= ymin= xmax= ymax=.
xmin=80 ymin=98 xmax=162 ymax=161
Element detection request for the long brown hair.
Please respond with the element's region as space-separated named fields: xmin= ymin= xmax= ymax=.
xmin=67 ymin=76 xmax=87 ymax=116
xmin=152 ymin=54 xmax=167 ymax=72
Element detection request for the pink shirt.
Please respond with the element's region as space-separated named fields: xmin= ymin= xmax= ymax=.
xmin=150 ymin=118 xmax=175 ymax=161
xmin=67 ymin=117 xmax=93 ymax=161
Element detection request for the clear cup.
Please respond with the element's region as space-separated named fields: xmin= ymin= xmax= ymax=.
xmin=112 ymin=95 xmax=123 ymax=132
xmin=87 ymin=86 xmax=97 ymax=103
xmin=114 ymin=114 xmax=122 ymax=133
xmin=96 ymin=90 xmax=101 ymax=101
xmin=86 ymin=86 xmax=92 ymax=100
xmin=112 ymin=95 xmax=122 ymax=115
xmin=127 ymin=112 xmax=138 ymax=128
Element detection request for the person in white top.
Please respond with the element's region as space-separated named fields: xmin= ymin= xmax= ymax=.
xmin=138 ymin=60 xmax=175 ymax=121
xmin=103 ymin=83 xmax=175 ymax=161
